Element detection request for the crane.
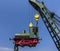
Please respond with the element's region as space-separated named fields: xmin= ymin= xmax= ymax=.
xmin=29 ymin=0 xmax=60 ymax=51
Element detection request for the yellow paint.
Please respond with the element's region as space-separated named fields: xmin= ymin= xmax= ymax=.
xmin=29 ymin=22 xmax=33 ymax=28
xmin=34 ymin=14 xmax=39 ymax=21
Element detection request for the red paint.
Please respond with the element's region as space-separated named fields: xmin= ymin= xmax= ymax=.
xmin=13 ymin=38 xmax=38 ymax=47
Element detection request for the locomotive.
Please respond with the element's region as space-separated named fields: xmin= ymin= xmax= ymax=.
xmin=13 ymin=14 xmax=40 ymax=47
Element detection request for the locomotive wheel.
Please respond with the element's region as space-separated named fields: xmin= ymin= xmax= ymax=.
xmin=29 ymin=44 xmax=33 ymax=47
xmin=14 ymin=45 xmax=18 ymax=51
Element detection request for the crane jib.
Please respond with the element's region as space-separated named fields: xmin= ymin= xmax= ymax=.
xmin=29 ymin=0 xmax=60 ymax=51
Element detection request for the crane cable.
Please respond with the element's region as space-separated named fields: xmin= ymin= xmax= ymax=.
xmin=53 ymin=14 xmax=60 ymax=23
xmin=52 ymin=14 xmax=60 ymax=30
xmin=53 ymin=18 xmax=60 ymax=27
xmin=45 ymin=7 xmax=60 ymax=31
xmin=49 ymin=13 xmax=60 ymax=28
xmin=45 ymin=6 xmax=60 ymax=23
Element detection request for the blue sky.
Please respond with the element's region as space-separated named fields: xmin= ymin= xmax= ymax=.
xmin=0 ymin=0 xmax=60 ymax=51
